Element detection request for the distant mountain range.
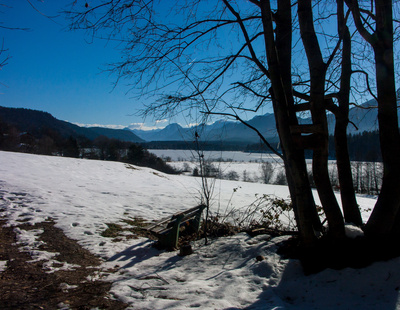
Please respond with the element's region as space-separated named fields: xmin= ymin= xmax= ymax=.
xmin=326 ymin=99 xmax=382 ymax=134
xmin=1 ymin=99 xmax=396 ymax=145
xmin=0 ymin=106 xmax=144 ymax=143
xmin=130 ymin=99 xmax=396 ymax=142
xmin=128 ymin=113 xmax=279 ymax=143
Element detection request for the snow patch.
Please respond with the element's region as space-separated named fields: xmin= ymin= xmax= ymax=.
xmin=345 ymin=224 xmax=364 ymax=239
xmin=0 ymin=260 xmax=7 ymax=272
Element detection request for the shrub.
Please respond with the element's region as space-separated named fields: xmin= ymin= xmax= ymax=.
xmin=274 ymin=170 xmax=288 ymax=185
xmin=225 ymin=170 xmax=240 ymax=181
xmin=260 ymin=162 xmax=274 ymax=184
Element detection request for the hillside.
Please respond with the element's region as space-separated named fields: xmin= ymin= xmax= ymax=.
xmin=0 ymin=104 xmax=395 ymax=162
xmin=1 ymin=151 xmax=397 ymax=309
xmin=0 ymin=106 xmax=143 ymax=143
xmin=1 ymin=101 xmax=395 ymax=146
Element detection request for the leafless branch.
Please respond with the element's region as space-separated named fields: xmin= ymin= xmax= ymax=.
xmin=344 ymin=0 xmax=375 ymax=45
xmin=222 ymin=0 xmax=269 ymax=77
xmin=351 ymin=69 xmax=378 ymax=101
xmin=0 ymin=39 xmax=10 ymax=70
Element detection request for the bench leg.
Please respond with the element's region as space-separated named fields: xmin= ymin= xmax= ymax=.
xmin=186 ymin=206 xmax=206 ymax=235
xmin=192 ymin=211 xmax=204 ymax=233
xmin=159 ymin=214 xmax=184 ymax=249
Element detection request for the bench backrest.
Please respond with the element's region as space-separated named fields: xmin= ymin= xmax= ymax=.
xmin=147 ymin=204 xmax=207 ymax=232
xmin=170 ymin=204 xmax=206 ymax=221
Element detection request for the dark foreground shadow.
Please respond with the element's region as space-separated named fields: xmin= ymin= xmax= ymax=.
xmin=225 ymin=237 xmax=400 ymax=310
xmin=107 ymin=239 xmax=161 ymax=269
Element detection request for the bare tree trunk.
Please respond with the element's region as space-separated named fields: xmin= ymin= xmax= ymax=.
xmin=275 ymin=0 xmax=322 ymax=239
xmin=346 ymin=0 xmax=400 ymax=239
xmin=260 ymin=0 xmax=321 ymax=247
xmin=335 ymin=0 xmax=362 ymax=226
xmin=365 ymin=45 xmax=400 ymax=235
xmin=373 ymin=162 xmax=380 ymax=194
xmin=298 ymin=0 xmax=345 ymax=240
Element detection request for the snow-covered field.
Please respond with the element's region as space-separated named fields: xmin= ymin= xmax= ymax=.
xmin=1 ymin=150 xmax=399 ymax=309
xmin=149 ymin=149 xmax=283 ymax=163
xmin=150 ymin=149 xmax=327 ymax=184
xmin=151 ymin=149 xmax=286 ymax=183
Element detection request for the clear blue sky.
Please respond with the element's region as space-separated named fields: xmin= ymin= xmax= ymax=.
xmin=1 ymin=1 xmax=376 ymax=131
xmin=1 ymin=0 xmax=160 ymax=130
xmin=1 ymin=1 xmax=277 ymax=131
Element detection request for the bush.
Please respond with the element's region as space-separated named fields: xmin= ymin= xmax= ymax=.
xmin=260 ymin=162 xmax=274 ymax=184
xmin=225 ymin=170 xmax=240 ymax=181
xmin=274 ymin=170 xmax=288 ymax=185
xmin=206 ymin=192 xmax=297 ymax=235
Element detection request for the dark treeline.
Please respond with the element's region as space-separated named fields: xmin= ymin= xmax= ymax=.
xmin=142 ymin=140 xmax=252 ymax=151
xmin=301 ymin=130 xmax=382 ymax=162
xmin=1 ymin=112 xmax=383 ymax=167
xmin=328 ymin=130 xmax=382 ymax=162
xmin=346 ymin=131 xmax=382 ymax=162
xmin=0 ymin=120 xmax=177 ymax=174
xmin=144 ymin=131 xmax=382 ymax=162
xmin=143 ymin=140 xmax=281 ymax=153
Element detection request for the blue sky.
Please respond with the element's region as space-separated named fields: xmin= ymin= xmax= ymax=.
xmin=1 ymin=1 xmax=279 ymax=131
xmin=1 ymin=1 xmax=379 ymax=132
xmin=1 ymin=0 xmax=164 ymax=130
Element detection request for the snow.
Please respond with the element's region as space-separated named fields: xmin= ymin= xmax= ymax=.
xmin=14 ymin=227 xmax=58 ymax=263
xmin=149 ymin=149 xmax=283 ymax=163
xmin=344 ymin=224 xmax=365 ymax=239
xmin=0 ymin=150 xmax=399 ymax=309
xmin=0 ymin=260 xmax=6 ymax=272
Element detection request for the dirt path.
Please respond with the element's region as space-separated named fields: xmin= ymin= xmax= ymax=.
xmin=0 ymin=219 xmax=128 ymax=309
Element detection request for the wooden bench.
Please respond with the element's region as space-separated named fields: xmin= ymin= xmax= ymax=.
xmin=146 ymin=204 xmax=206 ymax=249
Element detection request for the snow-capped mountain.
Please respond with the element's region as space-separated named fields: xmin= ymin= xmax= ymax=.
xmin=130 ymin=123 xmax=192 ymax=141
xmin=129 ymin=113 xmax=279 ymax=143
xmin=130 ymin=99 xmax=399 ymax=142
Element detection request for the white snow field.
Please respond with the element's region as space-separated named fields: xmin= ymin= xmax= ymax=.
xmin=0 ymin=150 xmax=399 ymax=309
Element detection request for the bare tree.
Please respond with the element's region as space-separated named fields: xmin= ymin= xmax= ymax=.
xmin=345 ymin=0 xmax=400 ymax=238
xmin=332 ymin=0 xmax=362 ymax=226
xmin=66 ymin=0 xmax=400 ymax=253
xmin=260 ymin=161 xmax=273 ymax=184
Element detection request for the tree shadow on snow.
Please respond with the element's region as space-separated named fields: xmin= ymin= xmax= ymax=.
xmin=226 ymin=236 xmax=400 ymax=310
xmin=107 ymin=240 xmax=161 ymax=269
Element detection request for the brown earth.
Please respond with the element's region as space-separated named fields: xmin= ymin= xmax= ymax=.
xmin=0 ymin=219 xmax=128 ymax=310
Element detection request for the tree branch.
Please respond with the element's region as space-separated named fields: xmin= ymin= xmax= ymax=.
xmin=222 ymin=0 xmax=269 ymax=78
xmin=344 ymin=0 xmax=375 ymax=45
xmin=351 ymin=69 xmax=378 ymax=101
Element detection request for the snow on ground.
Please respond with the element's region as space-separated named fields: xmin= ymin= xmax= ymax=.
xmin=0 ymin=260 xmax=6 ymax=272
xmin=0 ymin=151 xmax=398 ymax=309
xmin=169 ymin=161 xmax=276 ymax=183
xmin=149 ymin=149 xmax=282 ymax=163
xmin=152 ymin=149 xmax=286 ymax=183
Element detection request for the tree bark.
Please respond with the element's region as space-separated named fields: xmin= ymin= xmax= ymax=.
xmin=359 ymin=0 xmax=400 ymax=237
xmin=345 ymin=0 xmax=400 ymax=237
xmin=260 ymin=0 xmax=321 ymax=247
xmin=335 ymin=0 xmax=362 ymax=226
xmin=365 ymin=46 xmax=400 ymax=235
xmin=298 ymin=0 xmax=345 ymax=240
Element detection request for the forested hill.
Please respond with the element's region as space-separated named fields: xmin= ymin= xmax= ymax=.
xmin=0 ymin=106 xmax=143 ymax=143
xmin=0 ymin=106 xmax=386 ymax=162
